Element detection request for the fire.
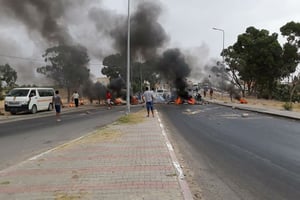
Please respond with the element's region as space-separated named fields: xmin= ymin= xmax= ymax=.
xmin=114 ymin=98 xmax=123 ymax=105
xmin=175 ymin=97 xmax=182 ymax=104
xmin=187 ymin=97 xmax=196 ymax=105
xmin=240 ymin=98 xmax=248 ymax=104
xmin=69 ymin=99 xmax=84 ymax=107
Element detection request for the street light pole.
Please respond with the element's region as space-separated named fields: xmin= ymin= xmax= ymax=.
xmin=213 ymin=27 xmax=225 ymax=98
xmin=126 ymin=0 xmax=131 ymax=114
xmin=212 ymin=27 xmax=225 ymax=62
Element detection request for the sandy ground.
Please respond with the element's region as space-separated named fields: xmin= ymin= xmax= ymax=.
xmin=213 ymin=93 xmax=300 ymax=112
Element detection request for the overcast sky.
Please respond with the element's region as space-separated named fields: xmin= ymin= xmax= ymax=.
xmin=0 ymin=0 xmax=299 ymax=84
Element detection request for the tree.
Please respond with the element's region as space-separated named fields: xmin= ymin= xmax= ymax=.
xmin=224 ymin=26 xmax=299 ymax=98
xmin=93 ymin=82 xmax=107 ymax=104
xmin=131 ymin=60 xmax=160 ymax=93
xmin=222 ymin=46 xmax=248 ymax=96
xmin=289 ymin=74 xmax=300 ymax=103
xmin=102 ymin=54 xmax=126 ymax=80
xmin=37 ymin=45 xmax=90 ymax=101
xmin=0 ymin=63 xmax=17 ymax=88
xmin=280 ymin=21 xmax=300 ymax=47
xmin=102 ymin=53 xmax=160 ymax=94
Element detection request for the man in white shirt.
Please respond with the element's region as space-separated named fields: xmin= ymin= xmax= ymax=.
xmin=143 ymin=86 xmax=155 ymax=117
xmin=72 ymin=91 xmax=80 ymax=107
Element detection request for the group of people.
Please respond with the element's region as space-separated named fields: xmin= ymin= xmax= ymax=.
xmin=105 ymin=88 xmax=155 ymax=117
xmin=52 ymin=87 xmax=156 ymax=122
xmin=52 ymin=90 xmax=80 ymax=122
xmin=203 ymin=87 xmax=214 ymax=99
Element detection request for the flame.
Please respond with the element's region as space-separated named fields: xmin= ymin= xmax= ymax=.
xmin=175 ymin=97 xmax=182 ymax=104
xmin=240 ymin=98 xmax=248 ymax=104
xmin=188 ymin=98 xmax=196 ymax=105
xmin=114 ymin=98 xmax=122 ymax=105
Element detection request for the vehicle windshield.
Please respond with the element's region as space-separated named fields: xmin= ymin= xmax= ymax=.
xmin=7 ymin=89 xmax=30 ymax=97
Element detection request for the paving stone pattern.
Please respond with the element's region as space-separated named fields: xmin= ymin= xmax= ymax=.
xmin=0 ymin=117 xmax=184 ymax=200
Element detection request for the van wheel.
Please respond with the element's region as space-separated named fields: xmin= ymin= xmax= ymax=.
xmin=10 ymin=112 xmax=17 ymax=115
xmin=48 ymin=103 xmax=53 ymax=111
xmin=31 ymin=105 xmax=37 ymax=114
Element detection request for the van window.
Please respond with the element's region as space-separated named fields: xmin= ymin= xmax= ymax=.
xmin=38 ymin=89 xmax=54 ymax=97
xmin=29 ymin=90 xmax=36 ymax=97
xmin=7 ymin=89 xmax=29 ymax=97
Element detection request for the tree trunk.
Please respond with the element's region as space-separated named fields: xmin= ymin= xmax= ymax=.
xmin=67 ymin=87 xmax=71 ymax=103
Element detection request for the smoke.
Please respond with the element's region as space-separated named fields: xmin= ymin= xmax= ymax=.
xmin=156 ymin=48 xmax=191 ymax=96
xmin=0 ymin=0 xmax=212 ymax=90
xmin=108 ymin=77 xmax=126 ymax=97
xmin=88 ymin=5 xmax=124 ymax=59
xmin=0 ymin=0 xmax=75 ymax=45
xmin=110 ymin=1 xmax=169 ymax=60
xmin=184 ymin=44 xmax=211 ymax=82
xmin=0 ymin=0 xmax=97 ymax=84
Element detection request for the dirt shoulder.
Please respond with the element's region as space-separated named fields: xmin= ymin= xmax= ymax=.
xmin=211 ymin=93 xmax=300 ymax=112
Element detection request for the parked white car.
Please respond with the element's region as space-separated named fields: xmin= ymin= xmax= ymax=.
xmin=4 ymin=87 xmax=55 ymax=114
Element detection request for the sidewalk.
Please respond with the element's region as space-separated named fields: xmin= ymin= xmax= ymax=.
xmin=0 ymin=110 xmax=193 ymax=200
xmin=208 ymin=99 xmax=300 ymax=120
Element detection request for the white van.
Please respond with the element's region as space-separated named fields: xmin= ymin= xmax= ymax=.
xmin=4 ymin=88 xmax=55 ymax=114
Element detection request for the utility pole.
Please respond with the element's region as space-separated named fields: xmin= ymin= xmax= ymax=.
xmin=126 ymin=0 xmax=131 ymax=114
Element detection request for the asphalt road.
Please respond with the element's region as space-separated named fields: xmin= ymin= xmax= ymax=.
xmin=0 ymin=105 xmax=142 ymax=171
xmin=158 ymin=103 xmax=300 ymax=200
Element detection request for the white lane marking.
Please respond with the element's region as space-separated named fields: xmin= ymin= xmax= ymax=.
xmin=0 ymin=130 xmax=98 ymax=174
xmin=156 ymin=110 xmax=194 ymax=200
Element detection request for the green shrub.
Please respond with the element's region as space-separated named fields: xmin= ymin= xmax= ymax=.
xmin=283 ymin=102 xmax=293 ymax=111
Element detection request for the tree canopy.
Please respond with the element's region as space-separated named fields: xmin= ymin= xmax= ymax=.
xmin=37 ymin=45 xmax=90 ymax=100
xmin=101 ymin=54 xmax=126 ymax=80
xmin=0 ymin=63 xmax=17 ymax=88
xmin=223 ymin=25 xmax=300 ymax=98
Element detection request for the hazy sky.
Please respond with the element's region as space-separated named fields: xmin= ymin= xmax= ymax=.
xmin=0 ymin=0 xmax=299 ymax=84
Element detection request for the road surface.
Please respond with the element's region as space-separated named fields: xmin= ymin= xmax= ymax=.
xmin=0 ymin=105 xmax=141 ymax=171
xmin=158 ymin=103 xmax=300 ymax=200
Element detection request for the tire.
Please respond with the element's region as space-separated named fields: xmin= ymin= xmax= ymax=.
xmin=48 ymin=103 xmax=53 ymax=111
xmin=31 ymin=105 xmax=37 ymax=114
xmin=10 ymin=112 xmax=17 ymax=115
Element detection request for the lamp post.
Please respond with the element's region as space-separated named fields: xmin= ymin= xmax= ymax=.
xmin=212 ymin=27 xmax=225 ymax=62
xmin=212 ymin=27 xmax=225 ymax=98
xmin=126 ymin=0 xmax=131 ymax=114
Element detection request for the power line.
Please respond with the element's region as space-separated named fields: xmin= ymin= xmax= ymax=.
xmin=0 ymin=54 xmax=102 ymax=66
xmin=0 ymin=54 xmax=45 ymax=63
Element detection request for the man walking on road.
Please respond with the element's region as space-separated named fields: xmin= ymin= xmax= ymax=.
xmin=72 ymin=91 xmax=80 ymax=107
xmin=53 ymin=90 xmax=63 ymax=121
xmin=106 ymin=90 xmax=112 ymax=109
xmin=143 ymin=86 xmax=155 ymax=117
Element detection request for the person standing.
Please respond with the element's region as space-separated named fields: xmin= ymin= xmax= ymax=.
xmin=72 ymin=91 xmax=80 ymax=107
xmin=209 ymin=88 xmax=214 ymax=99
xmin=143 ymin=86 xmax=155 ymax=117
xmin=53 ymin=90 xmax=63 ymax=122
xmin=106 ymin=90 xmax=112 ymax=109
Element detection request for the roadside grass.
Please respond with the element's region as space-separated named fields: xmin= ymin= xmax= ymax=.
xmin=0 ymin=181 xmax=10 ymax=185
xmin=214 ymin=94 xmax=300 ymax=112
xmin=55 ymin=192 xmax=88 ymax=200
xmin=53 ymin=111 xmax=145 ymax=151
xmin=116 ymin=110 xmax=145 ymax=124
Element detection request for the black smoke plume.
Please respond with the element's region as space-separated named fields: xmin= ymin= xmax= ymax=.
xmin=156 ymin=49 xmax=191 ymax=97
xmin=0 ymin=0 xmax=75 ymax=45
xmin=108 ymin=77 xmax=126 ymax=97
xmin=110 ymin=1 xmax=169 ymax=60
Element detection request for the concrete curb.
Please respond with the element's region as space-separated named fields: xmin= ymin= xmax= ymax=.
xmin=208 ymin=100 xmax=300 ymax=121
